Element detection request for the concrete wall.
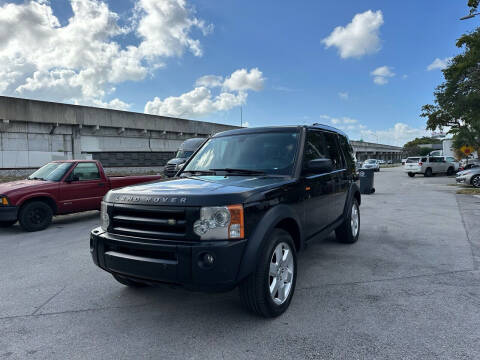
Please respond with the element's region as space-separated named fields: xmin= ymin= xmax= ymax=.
xmin=0 ymin=96 xmax=238 ymax=170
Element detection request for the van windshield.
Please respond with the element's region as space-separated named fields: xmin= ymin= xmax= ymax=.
xmin=176 ymin=150 xmax=194 ymax=159
xmin=183 ymin=131 xmax=300 ymax=176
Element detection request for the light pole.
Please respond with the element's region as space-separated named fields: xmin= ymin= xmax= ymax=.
xmin=460 ymin=12 xmax=480 ymax=20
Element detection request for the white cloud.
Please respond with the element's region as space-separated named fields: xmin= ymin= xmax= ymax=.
xmin=0 ymin=0 xmax=211 ymax=108
xmin=338 ymin=92 xmax=349 ymax=100
xmin=427 ymin=57 xmax=452 ymax=71
xmin=371 ymin=65 xmax=395 ymax=85
xmin=223 ymin=68 xmax=265 ymax=92
xmin=360 ymin=123 xmax=429 ymax=146
xmin=319 ymin=114 xmax=428 ymax=146
xmin=195 ymin=75 xmax=224 ymax=88
xmin=320 ymin=114 xmax=358 ymax=125
xmin=322 ymin=10 xmax=384 ymax=59
xmin=144 ymin=68 xmax=264 ymax=118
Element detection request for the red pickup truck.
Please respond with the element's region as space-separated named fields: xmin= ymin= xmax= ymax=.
xmin=0 ymin=160 xmax=163 ymax=232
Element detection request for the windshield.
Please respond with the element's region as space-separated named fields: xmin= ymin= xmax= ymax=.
xmin=365 ymin=159 xmax=377 ymax=164
xmin=183 ymin=131 xmax=299 ymax=176
xmin=176 ymin=150 xmax=194 ymax=159
xmin=406 ymin=158 xmax=420 ymax=163
xmin=28 ymin=162 xmax=73 ymax=181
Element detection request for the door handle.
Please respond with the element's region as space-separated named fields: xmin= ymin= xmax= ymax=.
xmin=98 ymin=183 xmax=105 ymax=187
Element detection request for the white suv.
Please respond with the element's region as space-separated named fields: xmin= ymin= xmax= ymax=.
xmin=404 ymin=156 xmax=457 ymax=177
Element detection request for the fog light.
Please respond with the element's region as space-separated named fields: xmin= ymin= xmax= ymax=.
xmin=204 ymin=253 xmax=215 ymax=265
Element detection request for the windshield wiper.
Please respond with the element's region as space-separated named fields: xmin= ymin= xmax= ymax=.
xmin=209 ymin=168 xmax=267 ymax=176
xmin=28 ymin=176 xmax=45 ymax=181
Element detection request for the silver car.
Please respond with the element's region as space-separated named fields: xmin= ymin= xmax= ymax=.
xmin=362 ymin=159 xmax=380 ymax=172
xmin=456 ymin=165 xmax=480 ymax=188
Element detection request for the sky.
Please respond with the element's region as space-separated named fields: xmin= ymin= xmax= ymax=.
xmin=0 ymin=0 xmax=476 ymax=145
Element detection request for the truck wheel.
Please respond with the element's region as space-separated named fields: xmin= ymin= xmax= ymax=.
xmin=112 ymin=274 xmax=148 ymax=288
xmin=18 ymin=201 xmax=53 ymax=232
xmin=472 ymin=175 xmax=480 ymax=188
xmin=424 ymin=168 xmax=433 ymax=177
xmin=447 ymin=167 xmax=455 ymax=176
xmin=0 ymin=220 xmax=16 ymax=228
xmin=239 ymin=229 xmax=297 ymax=317
xmin=408 ymin=172 xmax=415 ymax=177
xmin=335 ymin=198 xmax=360 ymax=244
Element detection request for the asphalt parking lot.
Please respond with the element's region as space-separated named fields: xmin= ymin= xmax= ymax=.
xmin=1 ymin=167 xmax=479 ymax=359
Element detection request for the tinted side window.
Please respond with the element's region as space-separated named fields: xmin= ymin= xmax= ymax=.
xmin=337 ymin=134 xmax=354 ymax=170
xmin=72 ymin=163 xmax=100 ymax=181
xmin=323 ymin=132 xmax=343 ymax=170
xmin=304 ymin=131 xmax=328 ymax=163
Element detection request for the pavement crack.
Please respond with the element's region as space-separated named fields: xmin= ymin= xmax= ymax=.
xmin=297 ymin=268 xmax=476 ymax=291
xmin=31 ymin=285 xmax=66 ymax=316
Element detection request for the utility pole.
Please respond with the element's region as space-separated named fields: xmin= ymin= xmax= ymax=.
xmin=240 ymin=106 xmax=243 ymax=127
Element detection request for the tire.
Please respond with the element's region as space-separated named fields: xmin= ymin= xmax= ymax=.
xmin=113 ymin=274 xmax=148 ymax=288
xmin=239 ymin=229 xmax=297 ymax=317
xmin=18 ymin=201 xmax=53 ymax=232
xmin=0 ymin=220 xmax=16 ymax=228
xmin=472 ymin=175 xmax=480 ymax=188
xmin=447 ymin=167 xmax=455 ymax=176
xmin=408 ymin=172 xmax=415 ymax=177
xmin=424 ymin=168 xmax=433 ymax=177
xmin=335 ymin=198 xmax=360 ymax=244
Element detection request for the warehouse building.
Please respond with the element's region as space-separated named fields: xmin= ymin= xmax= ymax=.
xmin=0 ymin=96 xmax=237 ymax=175
xmin=0 ymin=96 xmax=403 ymax=176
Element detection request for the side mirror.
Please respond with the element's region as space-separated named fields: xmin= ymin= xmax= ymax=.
xmin=305 ymin=158 xmax=333 ymax=174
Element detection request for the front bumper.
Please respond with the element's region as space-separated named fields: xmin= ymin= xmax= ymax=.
xmin=90 ymin=227 xmax=247 ymax=291
xmin=456 ymin=175 xmax=470 ymax=184
xmin=0 ymin=206 xmax=18 ymax=222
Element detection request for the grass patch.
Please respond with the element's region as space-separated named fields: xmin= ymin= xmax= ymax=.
xmin=456 ymin=188 xmax=480 ymax=195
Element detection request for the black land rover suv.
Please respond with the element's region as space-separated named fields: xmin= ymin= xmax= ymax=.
xmin=90 ymin=125 xmax=361 ymax=317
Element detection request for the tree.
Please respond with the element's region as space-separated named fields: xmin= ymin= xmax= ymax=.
xmin=403 ymin=137 xmax=441 ymax=157
xmin=468 ymin=0 xmax=479 ymax=13
xmin=421 ymin=28 xmax=480 ymax=154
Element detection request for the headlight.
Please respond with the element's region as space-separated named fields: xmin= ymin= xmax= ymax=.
xmin=177 ymin=163 xmax=185 ymax=170
xmin=193 ymin=205 xmax=244 ymax=240
xmin=0 ymin=195 xmax=9 ymax=206
xmin=100 ymin=201 xmax=110 ymax=231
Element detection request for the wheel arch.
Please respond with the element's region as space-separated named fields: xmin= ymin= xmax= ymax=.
xmin=236 ymin=204 xmax=303 ymax=282
xmin=18 ymin=195 xmax=57 ymax=215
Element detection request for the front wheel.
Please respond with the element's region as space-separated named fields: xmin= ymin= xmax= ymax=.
xmin=472 ymin=175 xmax=480 ymax=188
xmin=447 ymin=167 xmax=455 ymax=176
xmin=239 ymin=229 xmax=297 ymax=317
xmin=408 ymin=172 xmax=415 ymax=177
xmin=335 ymin=199 xmax=360 ymax=244
xmin=18 ymin=201 xmax=53 ymax=232
xmin=424 ymin=168 xmax=433 ymax=177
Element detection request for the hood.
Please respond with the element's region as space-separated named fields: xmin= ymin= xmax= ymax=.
xmin=458 ymin=168 xmax=480 ymax=176
xmin=0 ymin=179 xmax=55 ymax=196
xmin=167 ymin=158 xmax=187 ymax=165
xmin=105 ymin=175 xmax=292 ymax=207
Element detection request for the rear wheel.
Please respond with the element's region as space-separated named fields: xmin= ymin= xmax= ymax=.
xmin=18 ymin=201 xmax=53 ymax=232
xmin=408 ymin=172 xmax=415 ymax=177
xmin=424 ymin=168 xmax=433 ymax=177
xmin=472 ymin=175 xmax=480 ymax=188
xmin=0 ymin=220 xmax=16 ymax=228
xmin=112 ymin=274 xmax=148 ymax=288
xmin=239 ymin=229 xmax=297 ymax=317
xmin=447 ymin=167 xmax=455 ymax=176
xmin=335 ymin=199 xmax=360 ymax=244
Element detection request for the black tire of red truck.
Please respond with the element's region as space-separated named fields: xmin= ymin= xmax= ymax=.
xmin=18 ymin=201 xmax=53 ymax=232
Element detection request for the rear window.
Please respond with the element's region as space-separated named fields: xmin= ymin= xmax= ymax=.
xmin=406 ymin=158 xmax=420 ymax=163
